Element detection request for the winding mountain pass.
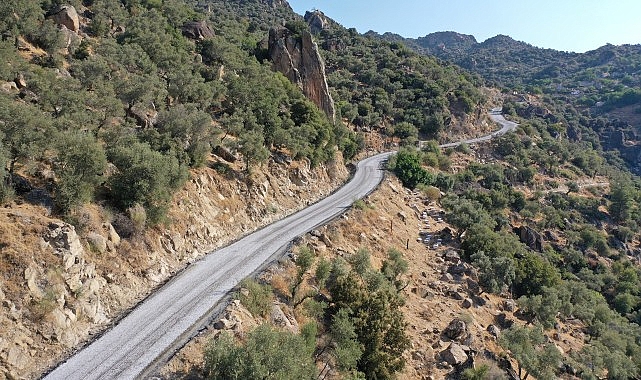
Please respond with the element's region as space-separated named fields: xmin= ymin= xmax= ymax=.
xmin=439 ymin=108 xmax=518 ymax=148
xmin=44 ymin=111 xmax=516 ymax=380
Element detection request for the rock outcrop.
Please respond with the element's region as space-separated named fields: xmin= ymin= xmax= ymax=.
xmin=48 ymin=5 xmax=79 ymax=32
xmin=268 ymin=27 xmax=336 ymax=122
xmin=440 ymin=343 xmax=469 ymax=366
xmin=512 ymin=225 xmax=544 ymax=252
xmin=304 ymin=10 xmax=331 ymax=34
xmin=181 ymin=21 xmax=214 ymax=40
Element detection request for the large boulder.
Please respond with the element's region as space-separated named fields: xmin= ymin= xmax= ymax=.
xmin=268 ymin=27 xmax=336 ymax=122
xmin=444 ymin=318 xmax=468 ymax=341
xmin=440 ymin=343 xmax=468 ymax=366
xmin=181 ymin=21 xmax=214 ymax=40
xmin=49 ymin=5 xmax=79 ymax=32
xmin=513 ymin=225 xmax=544 ymax=252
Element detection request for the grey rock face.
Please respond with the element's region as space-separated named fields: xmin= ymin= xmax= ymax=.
xmin=268 ymin=27 xmax=336 ymax=122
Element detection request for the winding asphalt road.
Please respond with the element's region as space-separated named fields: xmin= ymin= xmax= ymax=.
xmin=439 ymin=108 xmax=518 ymax=148
xmin=44 ymin=111 xmax=516 ymax=380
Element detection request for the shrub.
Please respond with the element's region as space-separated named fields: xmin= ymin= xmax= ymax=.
xmin=237 ymin=279 xmax=272 ymax=318
xmin=107 ymin=142 xmax=188 ymax=224
xmin=204 ymin=324 xmax=316 ymax=380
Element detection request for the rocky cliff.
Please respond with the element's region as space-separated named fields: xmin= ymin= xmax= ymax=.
xmin=268 ymin=27 xmax=336 ymax=122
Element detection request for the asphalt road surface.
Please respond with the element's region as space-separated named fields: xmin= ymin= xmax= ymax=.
xmin=44 ymin=111 xmax=515 ymax=380
xmin=439 ymin=108 xmax=518 ymax=148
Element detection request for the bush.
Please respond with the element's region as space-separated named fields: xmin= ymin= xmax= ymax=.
xmin=204 ymin=324 xmax=316 ymax=380
xmin=390 ymin=149 xmax=432 ymax=189
xmin=107 ymin=142 xmax=188 ymax=224
xmin=237 ymin=279 xmax=272 ymax=318
xmin=54 ymin=132 xmax=107 ymax=213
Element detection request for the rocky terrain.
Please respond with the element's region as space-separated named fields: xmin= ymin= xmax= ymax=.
xmin=0 ymin=153 xmax=348 ymax=379
xmin=159 ymin=173 xmax=573 ymax=380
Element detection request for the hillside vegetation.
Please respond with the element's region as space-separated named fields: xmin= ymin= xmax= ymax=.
xmin=0 ymin=0 xmax=493 ymax=378
xmin=373 ymin=31 xmax=641 ymax=174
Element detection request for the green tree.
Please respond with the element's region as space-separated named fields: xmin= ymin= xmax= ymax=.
xmin=381 ymin=248 xmax=409 ymax=291
xmin=499 ymin=325 xmax=561 ymax=380
xmin=514 ymin=253 xmax=561 ymax=297
xmin=517 ymin=287 xmax=562 ymax=328
xmin=291 ymin=246 xmax=315 ymax=301
xmin=330 ymin=308 xmax=364 ymax=375
xmin=442 ymin=196 xmax=494 ymax=238
xmin=54 ymin=132 xmax=107 ymax=213
xmin=471 ymin=250 xmax=515 ymax=295
xmin=107 ymin=142 xmax=188 ymax=224
xmin=141 ymin=104 xmax=216 ymax=167
xmin=390 ymin=149 xmax=432 ymax=189
xmin=609 ymin=180 xmax=635 ymax=223
xmin=327 ymin=255 xmax=409 ymax=379
xmin=204 ymin=324 xmax=317 ymax=380
xmin=0 ymin=95 xmax=50 ymax=177
xmin=238 ymin=279 xmax=272 ymax=318
xmin=238 ymin=131 xmax=269 ymax=172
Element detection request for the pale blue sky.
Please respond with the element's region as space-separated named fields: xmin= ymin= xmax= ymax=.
xmin=288 ymin=1 xmax=641 ymax=53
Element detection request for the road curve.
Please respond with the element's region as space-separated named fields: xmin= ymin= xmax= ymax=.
xmin=439 ymin=108 xmax=518 ymax=148
xmin=44 ymin=152 xmax=393 ymax=380
xmin=44 ymin=111 xmax=514 ymax=380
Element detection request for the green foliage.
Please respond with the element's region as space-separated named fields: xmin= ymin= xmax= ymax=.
xmin=470 ymin=250 xmax=515 ymax=295
xmin=381 ymin=248 xmax=409 ymax=290
xmin=499 ymin=325 xmax=561 ymax=380
xmin=0 ymin=0 xmax=43 ymax=37
xmin=347 ymin=248 xmax=371 ymax=276
xmin=517 ymin=287 xmax=563 ymax=328
xmin=389 ymin=149 xmax=432 ymax=189
xmin=320 ymin=27 xmax=483 ymax=135
xmin=107 ymin=142 xmax=188 ymax=224
xmin=609 ymin=179 xmax=636 ymax=223
xmin=442 ymin=195 xmax=494 ymax=238
xmin=0 ymin=141 xmax=11 ymax=203
xmin=0 ymin=94 xmax=51 ymax=175
xmin=314 ymin=257 xmax=331 ymax=289
xmin=141 ymin=104 xmax=216 ymax=168
xmin=237 ymin=279 xmax=272 ymax=318
xmin=461 ymin=364 xmax=490 ymax=380
xmin=54 ymin=132 xmax=107 ymax=213
xmin=513 ymin=253 xmax=561 ymax=297
xmin=204 ymin=324 xmax=316 ymax=380
xmin=291 ymin=246 xmax=315 ymax=300
xmin=327 ymin=250 xmax=410 ymax=379
xmin=284 ymin=20 xmax=309 ymax=37
xmin=330 ymin=308 xmax=364 ymax=374
xmin=238 ymin=131 xmax=269 ymax=171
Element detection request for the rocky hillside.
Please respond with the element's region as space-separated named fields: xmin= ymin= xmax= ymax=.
xmin=0 ymin=0 xmax=492 ymax=378
xmin=1 ymin=152 xmax=348 ymax=378
xmin=160 ymin=113 xmax=641 ymax=379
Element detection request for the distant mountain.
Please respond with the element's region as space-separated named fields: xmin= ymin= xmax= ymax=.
xmin=371 ymin=30 xmax=641 ymax=172
xmin=374 ymin=31 xmax=641 ymax=91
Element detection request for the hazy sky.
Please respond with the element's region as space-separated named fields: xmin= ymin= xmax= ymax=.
xmin=287 ymin=0 xmax=641 ymax=53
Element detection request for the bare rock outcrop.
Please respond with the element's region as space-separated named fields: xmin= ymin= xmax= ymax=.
xmin=181 ymin=21 xmax=214 ymax=40
xmin=512 ymin=225 xmax=543 ymax=252
xmin=268 ymin=27 xmax=336 ymax=122
xmin=304 ymin=10 xmax=331 ymax=34
xmin=440 ymin=343 xmax=469 ymax=366
xmin=48 ymin=5 xmax=79 ymax=32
